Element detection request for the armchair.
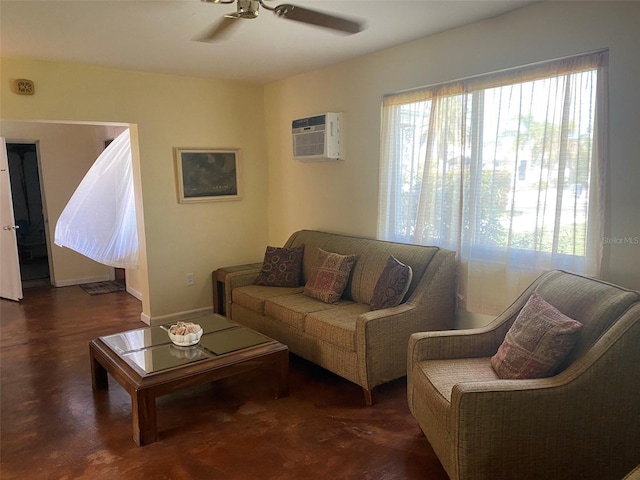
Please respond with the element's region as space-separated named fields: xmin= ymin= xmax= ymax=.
xmin=407 ymin=270 xmax=640 ymax=480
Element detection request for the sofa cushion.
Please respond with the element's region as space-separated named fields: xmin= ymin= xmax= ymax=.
xmin=254 ymin=245 xmax=304 ymax=287
xmin=233 ymin=285 xmax=304 ymax=316
xmin=305 ymin=303 xmax=371 ymax=351
xmin=491 ymin=293 xmax=583 ymax=379
xmin=370 ymin=255 xmax=413 ymax=310
xmin=265 ymin=293 xmax=349 ymax=331
xmin=304 ymin=249 xmax=356 ymax=304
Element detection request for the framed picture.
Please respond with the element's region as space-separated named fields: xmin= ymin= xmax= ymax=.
xmin=174 ymin=148 xmax=241 ymax=203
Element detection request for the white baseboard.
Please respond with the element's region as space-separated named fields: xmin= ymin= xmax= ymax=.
xmin=146 ymin=307 xmax=214 ymax=326
xmin=126 ymin=285 xmax=142 ymax=301
xmin=54 ymin=275 xmax=111 ymax=287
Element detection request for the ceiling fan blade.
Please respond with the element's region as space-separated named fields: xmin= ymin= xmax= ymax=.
xmin=273 ymin=4 xmax=362 ymax=34
xmin=194 ymin=15 xmax=240 ymax=42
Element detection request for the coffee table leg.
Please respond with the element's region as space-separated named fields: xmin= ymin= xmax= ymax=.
xmin=131 ymin=390 xmax=157 ymax=446
xmin=275 ymin=350 xmax=289 ymax=399
xmin=90 ymin=346 xmax=108 ymax=390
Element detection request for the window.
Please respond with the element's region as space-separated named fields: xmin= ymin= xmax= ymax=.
xmin=378 ymin=51 xmax=608 ymax=315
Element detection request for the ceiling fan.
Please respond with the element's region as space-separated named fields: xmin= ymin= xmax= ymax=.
xmin=197 ymin=0 xmax=364 ymax=41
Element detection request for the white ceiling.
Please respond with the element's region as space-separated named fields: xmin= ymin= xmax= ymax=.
xmin=0 ymin=0 xmax=536 ymax=85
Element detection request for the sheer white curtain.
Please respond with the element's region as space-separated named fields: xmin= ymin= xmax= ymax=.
xmin=378 ymin=51 xmax=608 ymax=315
xmin=55 ymin=129 xmax=139 ymax=268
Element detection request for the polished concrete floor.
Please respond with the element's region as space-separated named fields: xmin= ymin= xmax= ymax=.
xmin=0 ymin=286 xmax=448 ymax=480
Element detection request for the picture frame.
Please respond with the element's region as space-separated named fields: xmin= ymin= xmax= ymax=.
xmin=174 ymin=148 xmax=241 ymax=203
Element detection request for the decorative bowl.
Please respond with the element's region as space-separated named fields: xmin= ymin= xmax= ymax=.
xmin=167 ymin=321 xmax=203 ymax=347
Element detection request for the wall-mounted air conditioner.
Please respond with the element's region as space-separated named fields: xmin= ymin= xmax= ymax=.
xmin=292 ymin=112 xmax=341 ymax=161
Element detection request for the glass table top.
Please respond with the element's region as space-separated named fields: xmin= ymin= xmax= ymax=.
xmin=100 ymin=314 xmax=271 ymax=375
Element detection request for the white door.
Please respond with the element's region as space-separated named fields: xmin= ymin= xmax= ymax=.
xmin=0 ymin=137 xmax=23 ymax=301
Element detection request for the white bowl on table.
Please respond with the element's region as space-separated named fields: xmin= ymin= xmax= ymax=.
xmin=167 ymin=322 xmax=203 ymax=347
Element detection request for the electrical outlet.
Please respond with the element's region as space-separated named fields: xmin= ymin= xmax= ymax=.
xmin=186 ymin=273 xmax=195 ymax=286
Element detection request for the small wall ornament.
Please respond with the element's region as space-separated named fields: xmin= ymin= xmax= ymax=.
xmin=13 ymin=79 xmax=35 ymax=95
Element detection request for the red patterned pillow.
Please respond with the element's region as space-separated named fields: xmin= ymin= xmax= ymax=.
xmin=370 ymin=256 xmax=413 ymax=310
xmin=491 ymin=293 xmax=583 ymax=379
xmin=304 ymin=249 xmax=356 ymax=304
xmin=253 ymin=245 xmax=304 ymax=287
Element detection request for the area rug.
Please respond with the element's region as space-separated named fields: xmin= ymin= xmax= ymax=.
xmin=80 ymin=281 xmax=125 ymax=295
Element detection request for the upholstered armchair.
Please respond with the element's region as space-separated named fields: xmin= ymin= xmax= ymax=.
xmin=407 ymin=270 xmax=640 ymax=480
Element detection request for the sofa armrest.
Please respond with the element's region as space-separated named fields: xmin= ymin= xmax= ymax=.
xmin=405 ymin=249 xmax=457 ymax=331
xmin=214 ymin=264 xmax=261 ymax=316
xmin=449 ymin=374 xmax=573 ymax=477
xmin=408 ymin=326 xmax=505 ymax=363
xmin=355 ymin=303 xmax=428 ymax=390
xmin=450 ymin=373 xmax=632 ymax=479
xmin=225 ymin=268 xmax=261 ymax=290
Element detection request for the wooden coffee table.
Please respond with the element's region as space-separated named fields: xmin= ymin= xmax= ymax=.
xmin=89 ymin=314 xmax=288 ymax=446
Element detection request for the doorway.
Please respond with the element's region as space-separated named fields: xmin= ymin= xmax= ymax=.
xmin=6 ymin=143 xmax=50 ymax=288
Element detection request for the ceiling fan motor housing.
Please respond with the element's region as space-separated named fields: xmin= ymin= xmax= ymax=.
xmin=237 ymin=0 xmax=259 ymax=18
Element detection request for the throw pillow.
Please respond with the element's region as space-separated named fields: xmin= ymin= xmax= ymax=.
xmin=304 ymin=248 xmax=356 ymax=304
xmin=370 ymin=256 xmax=413 ymax=310
xmin=491 ymin=293 xmax=583 ymax=379
xmin=253 ymin=245 xmax=305 ymax=287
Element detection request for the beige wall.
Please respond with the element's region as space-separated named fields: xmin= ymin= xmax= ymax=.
xmin=264 ymin=1 xmax=640 ymax=296
xmin=1 ymin=60 xmax=269 ymax=321
xmin=1 ymin=120 xmax=112 ymax=285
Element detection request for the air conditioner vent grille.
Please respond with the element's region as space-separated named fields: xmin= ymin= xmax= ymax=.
xmin=294 ymin=131 xmax=325 ymax=157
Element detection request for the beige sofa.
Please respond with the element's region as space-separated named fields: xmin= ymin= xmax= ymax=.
xmin=220 ymin=229 xmax=457 ymax=405
xmin=408 ymin=270 xmax=640 ymax=480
